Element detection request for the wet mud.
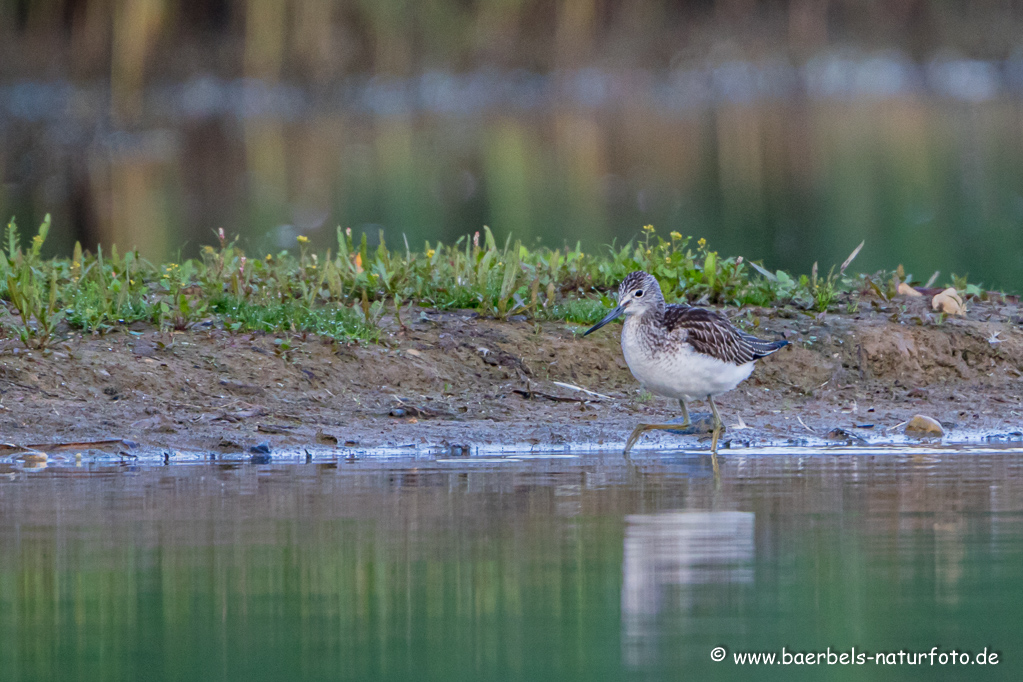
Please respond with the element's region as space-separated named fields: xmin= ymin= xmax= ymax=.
xmin=1 ymin=297 xmax=1021 ymax=457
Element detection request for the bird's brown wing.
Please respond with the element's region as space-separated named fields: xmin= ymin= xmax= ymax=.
xmin=662 ymin=306 xmax=786 ymax=364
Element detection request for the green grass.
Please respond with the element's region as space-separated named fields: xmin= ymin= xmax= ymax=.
xmin=0 ymin=216 xmax=983 ymax=349
xmin=548 ymin=299 xmax=611 ymax=325
xmin=210 ymin=297 xmax=380 ymax=342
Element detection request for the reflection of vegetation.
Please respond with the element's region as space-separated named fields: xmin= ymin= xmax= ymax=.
xmin=2 ymin=457 xmax=1019 ymax=681
xmin=0 ymin=217 xmax=991 ymax=346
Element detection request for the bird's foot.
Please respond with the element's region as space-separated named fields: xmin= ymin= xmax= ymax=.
xmin=664 ymin=413 xmax=717 ymax=436
xmin=623 ymin=424 xmax=650 ymax=455
xmin=624 ymin=422 xmax=691 ymax=454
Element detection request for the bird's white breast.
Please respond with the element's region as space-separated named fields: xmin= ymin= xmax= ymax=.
xmin=621 ymin=316 xmax=754 ymax=400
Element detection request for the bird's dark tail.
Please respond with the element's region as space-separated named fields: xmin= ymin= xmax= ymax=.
xmin=742 ymin=334 xmax=789 ymax=359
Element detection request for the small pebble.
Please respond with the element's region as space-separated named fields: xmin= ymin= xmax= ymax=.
xmin=825 ymin=427 xmax=867 ymax=443
xmin=931 ymin=288 xmax=965 ymax=316
xmin=905 ymin=414 xmax=944 ymax=437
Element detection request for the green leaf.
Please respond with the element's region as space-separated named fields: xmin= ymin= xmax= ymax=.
xmin=30 ymin=214 xmax=51 ymax=260
xmin=704 ymin=251 xmax=717 ymax=289
xmin=5 ymin=217 xmax=19 ymax=263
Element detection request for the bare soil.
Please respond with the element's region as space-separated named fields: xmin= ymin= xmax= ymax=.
xmin=2 ymin=296 xmax=1022 ymax=456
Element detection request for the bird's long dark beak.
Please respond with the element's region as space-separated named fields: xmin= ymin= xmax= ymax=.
xmin=583 ymin=305 xmax=624 ymax=336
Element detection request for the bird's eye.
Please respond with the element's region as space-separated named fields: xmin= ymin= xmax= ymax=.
xmin=634 ymin=290 xmax=644 ymax=297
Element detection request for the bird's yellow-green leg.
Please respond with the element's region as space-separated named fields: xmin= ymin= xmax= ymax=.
xmin=677 ymin=399 xmax=691 ymax=429
xmin=623 ymin=399 xmax=694 ymax=454
xmin=623 ymin=423 xmax=686 ymax=455
xmin=707 ymin=396 xmax=726 ymax=453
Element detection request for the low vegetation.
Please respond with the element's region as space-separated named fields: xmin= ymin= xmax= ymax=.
xmin=0 ymin=216 xmax=991 ymax=348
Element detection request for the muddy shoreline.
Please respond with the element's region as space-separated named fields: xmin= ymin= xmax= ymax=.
xmin=1 ymin=297 xmax=1022 ymax=458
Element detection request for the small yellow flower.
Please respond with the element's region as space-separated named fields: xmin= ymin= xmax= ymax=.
xmin=698 ymin=238 xmax=707 ymax=248
xmin=265 ymin=254 xmax=273 ymax=261
xmin=297 ymin=235 xmax=310 ymax=244
xmin=426 ymin=248 xmax=436 ymax=258
xmin=642 ymin=224 xmax=655 ymax=233
xmin=670 ymin=231 xmax=682 ymax=240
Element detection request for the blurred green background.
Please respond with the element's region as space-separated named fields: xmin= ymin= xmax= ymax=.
xmin=2 ymin=0 xmax=1023 ymax=289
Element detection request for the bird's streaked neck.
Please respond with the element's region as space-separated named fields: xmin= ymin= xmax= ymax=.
xmin=622 ymin=304 xmax=662 ymax=332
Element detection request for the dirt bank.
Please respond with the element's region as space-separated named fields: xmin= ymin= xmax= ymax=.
xmin=1 ymin=296 xmax=1022 ymax=456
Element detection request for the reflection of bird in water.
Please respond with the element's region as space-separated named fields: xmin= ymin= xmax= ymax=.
xmin=621 ymin=511 xmax=754 ymax=666
xmin=584 ymin=271 xmax=788 ymax=454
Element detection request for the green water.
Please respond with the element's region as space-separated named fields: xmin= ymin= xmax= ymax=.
xmin=1 ymin=450 xmax=1021 ymax=680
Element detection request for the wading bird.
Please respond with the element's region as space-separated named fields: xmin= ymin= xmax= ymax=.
xmin=584 ymin=271 xmax=788 ymax=454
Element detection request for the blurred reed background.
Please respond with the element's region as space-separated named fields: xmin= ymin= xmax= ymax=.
xmin=2 ymin=0 xmax=1023 ymax=289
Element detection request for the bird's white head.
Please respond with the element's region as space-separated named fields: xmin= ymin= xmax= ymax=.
xmin=583 ymin=271 xmax=663 ymax=335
